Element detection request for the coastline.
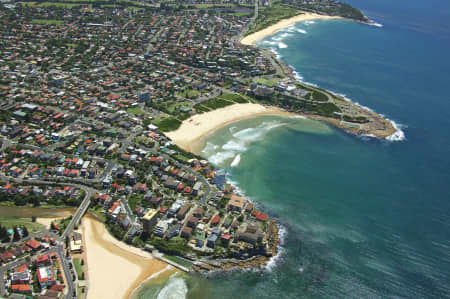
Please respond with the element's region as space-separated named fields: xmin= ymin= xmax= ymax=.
xmin=166 ymin=103 xmax=293 ymax=152
xmin=238 ymin=11 xmax=399 ymax=141
xmin=241 ymin=12 xmax=342 ymax=46
xmin=82 ymin=215 xmax=169 ymax=299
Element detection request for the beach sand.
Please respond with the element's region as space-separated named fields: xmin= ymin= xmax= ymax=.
xmin=166 ymin=103 xmax=291 ymax=152
xmin=241 ymin=12 xmax=342 ymax=46
xmin=82 ymin=216 xmax=169 ymax=299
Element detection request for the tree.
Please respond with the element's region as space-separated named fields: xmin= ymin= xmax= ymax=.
xmin=81 ymin=259 xmax=84 ymax=266
xmin=12 ymin=226 xmax=21 ymax=242
xmin=0 ymin=224 xmax=10 ymax=242
xmin=81 ymin=272 xmax=85 ymax=280
xmin=22 ymin=226 xmax=29 ymax=238
xmin=31 ymin=216 xmax=36 ymax=222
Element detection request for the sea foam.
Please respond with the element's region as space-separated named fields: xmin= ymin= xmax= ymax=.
xmin=230 ymin=154 xmax=241 ymax=167
xmin=386 ymin=119 xmax=406 ymax=141
xmin=265 ymin=224 xmax=288 ymax=272
xmin=156 ymin=275 xmax=188 ymax=299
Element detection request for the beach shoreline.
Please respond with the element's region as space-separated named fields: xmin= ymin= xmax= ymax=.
xmin=241 ymin=12 xmax=342 ymax=46
xmin=166 ymin=103 xmax=293 ymax=153
xmin=82 ymin=215 xmax=169 ymax=299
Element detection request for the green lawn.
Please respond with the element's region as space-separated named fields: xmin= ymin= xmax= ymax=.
xmin=32 ymin=19 xmax=64 ymax=25
xmin=0 ymin=217 xmax=44 ymax=233
xmin=154 ymin=117 xmax=182 ymax=132
xmin=220 ymin=93 xmax=249 ymax=103
xmin=127 ymin=106 xmax=144 ymax=116
xmin=39 ymin=2 xmax=85 ymax=8
xmin=191 ymin=3 xmax=235 ymax=8
xmin=73 ymin=258 xmax=84 ymax=280
xmin=253 ymin=77 xmax=278 ymax=87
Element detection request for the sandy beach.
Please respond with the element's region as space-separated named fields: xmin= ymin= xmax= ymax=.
xmin=82 ymin=216 xmax=170 ymax=299
xmin=166 ymin=103 xmax=291 ymax=152
xmin=241 ymin=12 xmax=342 ymax=46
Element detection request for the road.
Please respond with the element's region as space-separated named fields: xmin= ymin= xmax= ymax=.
xmin=61 ymin=186 xmax=94 ymax=239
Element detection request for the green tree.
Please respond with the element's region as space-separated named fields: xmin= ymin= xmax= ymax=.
xmin=12 ymin=226 xmax=21 ymax=242
xmin=0 ymin=224 xmax=10 ymax=242
xmin=22 ymin=226 xmax=29 ymax=238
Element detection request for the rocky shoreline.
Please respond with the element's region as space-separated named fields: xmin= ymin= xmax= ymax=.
xmin=192 ymin=220 xmax=281 ymax=274
xmin=269 ymin=51 xmax=398 ymax=140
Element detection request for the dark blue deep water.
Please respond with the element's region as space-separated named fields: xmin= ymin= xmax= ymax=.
xmin=136 ymin=1 xmax=450 ymax=298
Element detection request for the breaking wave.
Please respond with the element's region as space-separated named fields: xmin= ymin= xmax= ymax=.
xmin=265 ymin=224 xmax=287 ymax=272
xmin=296 ymin=28 xmax=307 ymax=34
xmin=303 ymin=20 xmax=316 ymax=25
xmin=205 ymin=121 xmax=286 ymax=166
xmin=278 ymin=42 xmax=288 ymax=48
xmin=386 ymin=120 xmax=406 ymax=141
xmin=156 ymin=275 xmax=188 ymax=299
xmin=230 ymin=154 xmax=241 ymax=167
xmin=209 ymin=150 xmax=236 ymax=165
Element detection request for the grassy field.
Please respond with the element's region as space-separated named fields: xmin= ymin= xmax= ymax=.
xmin=73 ymin=258 xmax=84 ymax=280
xmin=19 ymin=1 xmax=37 ymax=6
xmin=32 ymin=19 xmax=64 ymax=25
xmin=246 ymin=5 xmax=300 ymax=36
xmin=254 ymin=77 xmax=278 ymax=87
xmin=191 ymin=3 xmax=236 ymax=8
xmin=127 ymin=106 xmax=144 ymax=116
xmin=39 ymin=2 xmax=85 ymax=8
xmin=154 ymin=117 xmax=182 ymax=132
xmin=0 ymin=217 xmax=44 ymax=232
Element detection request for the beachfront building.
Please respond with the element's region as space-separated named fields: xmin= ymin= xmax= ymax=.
xmin=142 ymin=209 xmax=159 ymax=232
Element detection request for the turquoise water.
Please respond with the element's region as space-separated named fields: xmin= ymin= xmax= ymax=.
xmin=137 ymin=0 xmax=450 ymax=298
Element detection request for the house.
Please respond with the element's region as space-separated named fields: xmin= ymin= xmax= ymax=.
xmin=193 ymin=208 xmax=204 ymax=219
xmin=252 ymin=210 xmax=268 ymax=222
xmin=176 ymin=204 xmax=192 ymax=221
xmin=181 ymin=226 xmax=192 ymax=239
xmin=221 ymin=233 xmax=232 ymax=245
xmin=10 ymin=284 xmax=32 ymax=294
xmin=226 ymin=195 xmax=246 ymax=212
xmin=35 ymin=254 xmax=51 ymax=266
xmin=187 ymin=216 xmax=199 ymax=228
xmin=210 ymin=214 xmax=220 ymax=226
xmin=164 ymin=177 xmax=179 ymax=189
xmin=26 ymin=239 xmax=41 ymax=251
xmin=207 ymin=234 xmax=218 ymax=248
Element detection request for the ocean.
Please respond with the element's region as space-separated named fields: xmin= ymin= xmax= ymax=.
xmin=135 ymin=0 xmax=450 ymax=298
